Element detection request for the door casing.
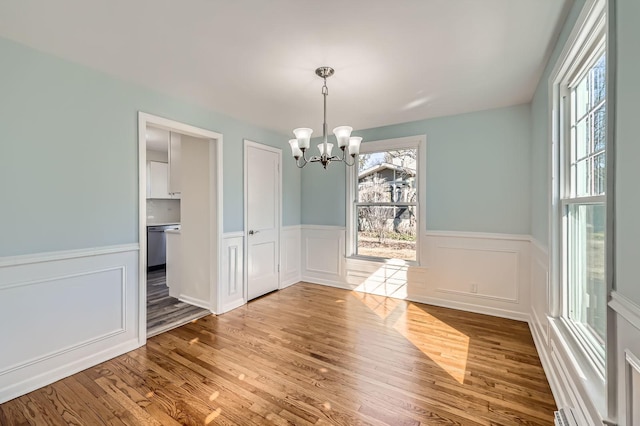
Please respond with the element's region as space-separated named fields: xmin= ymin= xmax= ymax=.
xmin=137 ymin=112 xmax=223 ymax=346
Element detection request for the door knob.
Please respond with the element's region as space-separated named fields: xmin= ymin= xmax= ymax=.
xmin=249 ymin=230 xmax=259 ymax=235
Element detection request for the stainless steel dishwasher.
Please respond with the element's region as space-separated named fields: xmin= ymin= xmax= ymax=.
xmin=147 ymin=224 xmax=180 ymax=268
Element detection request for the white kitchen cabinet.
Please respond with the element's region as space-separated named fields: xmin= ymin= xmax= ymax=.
xmin=147 ymin=161 xmax=170 ymax=199
xmin=168 ymin=132 xmax=181 ymax=197
xmin=147 ymin=160 xmax=181 ymax=199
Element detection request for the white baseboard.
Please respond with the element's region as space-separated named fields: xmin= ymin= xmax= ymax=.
xmin=301 ymin=227 xmax=531 ymax=321
xmin=280 ymin=276 xmax=301 ymax=289
xmin=1 ymin=339 xmax=139 ymax=404
xmin=179 ymin=294 xmax=211 ymax=310
xmin=301 ymin=276 xmax=530 ymax=322
xmin=220 ymin=298 xmax=246 ymax=314
xmin=409 ymin=295 xmax=531 ymax=322
xmin=301 ymin=276 xmax=353 ymax=291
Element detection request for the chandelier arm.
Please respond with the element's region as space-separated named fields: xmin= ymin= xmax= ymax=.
xmin=296 ymin=155 xmax=308 ymax=168
xmin=343 ymin=153 xmax=356 ymax=167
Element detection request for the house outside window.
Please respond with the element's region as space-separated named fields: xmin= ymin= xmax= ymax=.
xmin=346 ymin=136 xmax=425 ymax=264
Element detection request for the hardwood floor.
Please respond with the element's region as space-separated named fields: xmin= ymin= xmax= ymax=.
xmin=1 ymin=283 xmax=556 ymax=425
xmin=147 ymin=269 xmax=210 ymax=337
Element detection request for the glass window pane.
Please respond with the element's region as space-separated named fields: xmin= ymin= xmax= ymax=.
xmin=575 ymin=116 xmax=590 ymax=160
xmin=591 ymin=54 xmax=606 ymax=107
xmin=356 ymin=205 xmax=416 ymax=261
xmin=594 ymin=153 xmax=606 ymax=195
xmin=357 ymin=149 xmax=417 ymax=203
xmin=594 ymin=104 xmax=606 ymax=152
xmin=566 ymin=203 xmax=606 ymax=345
xmin=575 ymin=159 xmax=590 ymax=197
xmin=574 ymin=75 xmax=589 ymax=120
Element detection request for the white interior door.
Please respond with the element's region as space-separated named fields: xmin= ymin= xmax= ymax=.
xmin=245 ymin=141 xmax=280 ymax=300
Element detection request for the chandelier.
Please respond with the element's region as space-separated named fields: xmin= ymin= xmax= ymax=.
xmin=289 ymin=67 xmax=362 ymax=169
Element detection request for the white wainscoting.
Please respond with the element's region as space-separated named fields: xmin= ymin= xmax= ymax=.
xmin=528 ymin=238 xmax=601 ymax=426
xmin=610 ymin=291 xmax=640 ymax=426
xmin=301 ymin=227 xmax=531 ymax=321
xmin=301 ymin=226 xmax=346 ymax=287
xmin=530 ymin=239 xmax=550 ymax=347
xmin=220 ymin=232 xmax=245 ymax=313
xmin=218 ymin=228 xmax=302 ymax=313
xmin=281 ymin=225 xmax=301 ymax=288
xmin=0 ymin=245 xmax=140 ymax=404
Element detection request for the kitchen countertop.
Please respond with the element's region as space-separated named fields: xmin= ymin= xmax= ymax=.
xmin=147 ymin=222 xmax=181 ymax=227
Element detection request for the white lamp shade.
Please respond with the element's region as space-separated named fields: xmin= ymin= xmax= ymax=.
xmin=317 ymin=142 xmax=334 ymax=157
xmin=288 ymin=139 xmax=302 ymax=158
xmin=348 ymin=137 xmax=362 ymax=156
xmin=293 ymin=128 xmax=313 ymax=150
xmin=333 ymin=126 xmax=353 ymax=148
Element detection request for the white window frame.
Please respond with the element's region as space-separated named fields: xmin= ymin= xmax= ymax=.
xmin=550 ymin=0 xmax=607 ymax=379
xmin=346 ymin=135 xmax=426 ymax=265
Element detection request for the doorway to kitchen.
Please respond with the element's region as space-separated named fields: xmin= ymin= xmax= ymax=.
xmin=138 ymin=113 xmax=223 ymax=344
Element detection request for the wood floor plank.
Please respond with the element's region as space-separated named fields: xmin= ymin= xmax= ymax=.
xmin=0 ymin=282 xmax=556 ymax=425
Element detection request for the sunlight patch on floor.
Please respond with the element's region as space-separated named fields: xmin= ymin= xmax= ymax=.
xmin=352 ymin=263 xmax=408 ymax=299
xmin=351 ymin=291 xmax=401 ymax=320
xmin=394 ymin=303 xmax=469 ymax=384
xmin=350 ymin=265 xmax=470 ymax=384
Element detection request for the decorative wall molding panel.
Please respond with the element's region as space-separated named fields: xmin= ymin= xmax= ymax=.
xmin=301 ymin=226 xmax=345 ymax=285
xmin=220 ymin=233 xmax=245 ymax=313
xmin=0 ymin=245 xmax=139 ymax=404
xmin=281 ymin=226 xmax=301 ymax=288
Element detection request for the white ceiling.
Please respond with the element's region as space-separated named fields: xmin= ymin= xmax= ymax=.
xmin=0 ymin=0 xmax=571 ymax=137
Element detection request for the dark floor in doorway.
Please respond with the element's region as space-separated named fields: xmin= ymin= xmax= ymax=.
xmin=147 ymin=268 xmax=210 ymax=337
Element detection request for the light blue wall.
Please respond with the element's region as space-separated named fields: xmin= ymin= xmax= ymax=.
xmin=302 ymin=104 xmax=532 ymax=235
xmin=0 ymin=37 xmax=300 ymax=257
xmin=530 ymin=0 xmax=586 ymax=246
xmin=615 ymin=0 xmax=640 ymax=304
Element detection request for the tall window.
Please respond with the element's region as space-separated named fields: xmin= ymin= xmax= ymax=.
xmin=347 ymin=137 xmax=424 ymax=263
xmin=558 ymin=16 xmax=606 ymax=371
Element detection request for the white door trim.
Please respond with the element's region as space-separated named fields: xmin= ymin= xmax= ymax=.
xmin=137 ymin=112 xmax=224 ymax=346
xmin=243 ymin=139 xmax=282 ymax=299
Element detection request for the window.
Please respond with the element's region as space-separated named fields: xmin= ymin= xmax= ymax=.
xmin=555 ymin=4 xmax=607 ymax=373
xmin=347 ymin=136 xmax=425 ymax=263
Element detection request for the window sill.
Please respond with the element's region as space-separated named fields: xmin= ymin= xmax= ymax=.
xmin=548 ymin=316 xmax=606 ymax=421
xmin=345 ymin=255 xmax=426 ymax=270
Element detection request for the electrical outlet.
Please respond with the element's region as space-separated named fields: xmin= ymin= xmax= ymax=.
xmin=471 ymin=283 xmax=478 ymax=293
